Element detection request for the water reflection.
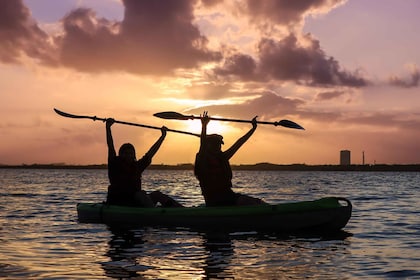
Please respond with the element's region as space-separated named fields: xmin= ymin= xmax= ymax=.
xmin=201 ymin=232 xmax=234 ymax=279
xmin=102 ymin=226 xmax=352 ymax=279
xmin=102 ymin=226 xmax=234 ymax=279
xmin=102 ymin=227 xmax=148 ymax=278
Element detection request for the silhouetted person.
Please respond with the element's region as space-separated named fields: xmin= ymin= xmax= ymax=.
xmin=194 ymin=112 xmax=266 ymax=206
xmin=106 ymin=118 xmax=182 ymax=207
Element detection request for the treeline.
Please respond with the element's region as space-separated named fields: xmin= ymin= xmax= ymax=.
xmin=1 ymin=163 xmax=420 ymax=171
xmin=233 ymin=163 xmax=420 ymax=172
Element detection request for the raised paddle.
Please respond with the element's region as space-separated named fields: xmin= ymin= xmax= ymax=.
xmin=153 ymin=111 xmax=305 ymax=130
xmin=54 ymin=108 xmax=200 ymax=137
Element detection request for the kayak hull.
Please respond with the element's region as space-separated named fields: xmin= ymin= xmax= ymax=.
xmin=77 ymin=197 xmax=352 ymax=232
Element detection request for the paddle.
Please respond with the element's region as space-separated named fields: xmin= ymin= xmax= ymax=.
xmin=54 ymin=108 xmax=200 ymax=137
xmin=153 ymin=111 xmax=305 ymax=130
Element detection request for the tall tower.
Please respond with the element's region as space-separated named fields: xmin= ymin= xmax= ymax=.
xmin=340 ymin=150 xmax=351 ymax=165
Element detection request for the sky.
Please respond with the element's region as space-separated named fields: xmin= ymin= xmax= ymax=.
xmin=0 ymin=0 xmax=419 ymax=166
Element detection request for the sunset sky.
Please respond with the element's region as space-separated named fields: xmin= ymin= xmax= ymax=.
xmin=1 ymin=0 xmax=419 ymax=166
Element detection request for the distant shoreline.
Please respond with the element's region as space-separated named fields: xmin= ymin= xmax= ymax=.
xmin=1 ymin=163 xmax=419 ymax=172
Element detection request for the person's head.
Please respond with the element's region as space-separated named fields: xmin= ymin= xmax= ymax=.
xmin=118 ymin=143 xmax=136 ymax=161
xmin=206 ymin=134 xmax=223 ymax=152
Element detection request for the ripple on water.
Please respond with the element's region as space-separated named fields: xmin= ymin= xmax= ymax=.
xmin=0 ymin=169 xmax=419 ymax=279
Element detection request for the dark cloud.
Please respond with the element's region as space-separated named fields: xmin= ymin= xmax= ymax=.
xmin=213 ymin=53 xmax=258 ymax=80
xmin=315 ymin=90 xmax=347 ymax=101
xmin=258 ymin=35 xmax=368 ymax=87
xmin=0 ymin=0 xmax=381 ymax=90
xmin=0 ymin=0 xmax=366 ymax=87
xmin=389 ymin=66 xmax=419 ymax=88
xmin=0 ymin=0 xmax=55 ymax=64
xmin=125 ymin=0 xmax=220 ymax=71
xmin=58 ymin=0 xmax=222 ymax=74
xmin=214 ymin=34 xmax=368 ymax=87
xmin=186 ymin=92 xmax=305 ymax=120
xmin=243 ymin=0 xmax=346 ymax=26
xmin=200 ymin=0 xmax=224 ymax=8
xmin=58 ymin=8 xmax=121 ymax=72
xmin=0 ymin=0 xmax=221 ymax=74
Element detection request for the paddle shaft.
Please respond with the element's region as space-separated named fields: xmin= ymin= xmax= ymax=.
xmin=54 ymin=108 xmax=200 ymax=137
xmin=185 ymin=115 xmax=280 ymax=125
xmin=153 ymin=111 xmax=304 ymax=129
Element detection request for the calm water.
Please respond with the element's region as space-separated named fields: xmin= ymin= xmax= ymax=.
xmin=0 ymin=169 xmax=419 ymax=279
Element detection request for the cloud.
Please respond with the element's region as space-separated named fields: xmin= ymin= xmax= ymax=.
xmin=388 ymin=65 xmax=419 ymax=88
xmin=0 ymin=0 xmax=221 ymax=74
xmin=342 ymin=112 xmax=420 ymax=130
xmin=185 ymin=83 xmax=233 ymax=99
xmin=242 ymin=0 xmax=346 ymax=26
xmin=186 ymin=91 xmax=305 ymax=120
xmin=1 ymin=0 xmax=367 ymax=87
xmin=214 ymin=33 xmax=369 ymax=87
xmin=58 ymin=0 xmax=222 ymax=74
xmin=301 ymin=110 xmax=420 ymax=132
xmin=200 ymin=0 xmax=224 ymax=8
xmin=315 ymin=90 xmax=347 ymax=101
xmin=0 ymin=0 xmax=55 ymax=64
xmin=57 ymin=8 xmax=121 ymax=72
xmin=213 ymin=53 xmax=258 ymax=80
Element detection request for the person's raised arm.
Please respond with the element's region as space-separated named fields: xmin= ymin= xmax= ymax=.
xmin=194 ymin=112 xmax=209 ymax=178
xmin=198 ymin=111 xmax=210 ymax=154
xmin=145 ymin=126 xmax=167 ymax=159
xmin=224 ymin=116 xmax=257 ymax=160
xmin=106 ymin=118 xmax=117 ymax=161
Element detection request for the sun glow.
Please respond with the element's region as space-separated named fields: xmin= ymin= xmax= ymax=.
xmin=183 ymin=118 xmax=230 ymax=135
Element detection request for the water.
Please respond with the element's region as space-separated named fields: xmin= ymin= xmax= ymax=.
xmin=0 ymin=169 xmax=419 ymax=279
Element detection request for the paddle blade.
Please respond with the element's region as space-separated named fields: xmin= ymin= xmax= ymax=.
xmin=54 ymin=108 xmax=81 ymax=119
xmin=277 ymin=119 xmax=305 ymax=130
xmin=153 ymin=111 xmax=192 ymax=120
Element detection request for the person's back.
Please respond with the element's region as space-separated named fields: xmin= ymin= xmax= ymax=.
xmin=107 ymin=147 xmax=151 ymax=206
xmin=105 ymin=118 xmax=183 ymax=208
xmin=195 ymin=147 xmax=236 ymax=206
xmin=195 ymin=112 xmax=266 ymax=207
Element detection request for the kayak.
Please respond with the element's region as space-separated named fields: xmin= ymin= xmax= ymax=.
xmin=77 ymin=197 xmax=352 ymax=232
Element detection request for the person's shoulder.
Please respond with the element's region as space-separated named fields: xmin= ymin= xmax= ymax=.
xmin=108 ymin=155 xmax=119 ymax=163
xmin=220 ymin=150 xmax=229 ymax=157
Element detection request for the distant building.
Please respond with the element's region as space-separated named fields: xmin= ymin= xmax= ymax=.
xmin=340 ymin=150 xmax=351 ymax=165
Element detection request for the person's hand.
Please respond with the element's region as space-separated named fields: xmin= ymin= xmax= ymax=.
xmin=251 ymin=116 xmax=258 ymax=129
xmin=106 ymin=118 xmax=115 ymax=128
xmin=161 ymin=126 xmax=168 ymax=137
xmin=201 ymin=111 xmax=210 ymax=125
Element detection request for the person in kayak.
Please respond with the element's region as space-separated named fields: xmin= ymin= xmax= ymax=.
xmin=194 ymin=112 xmax=267 ymax=207
xmin=106 ymin=118 xmax=183 ymax=207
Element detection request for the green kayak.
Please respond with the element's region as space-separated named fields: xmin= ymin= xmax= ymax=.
xmin=77 ymin=197 xmax=352 ymax=232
